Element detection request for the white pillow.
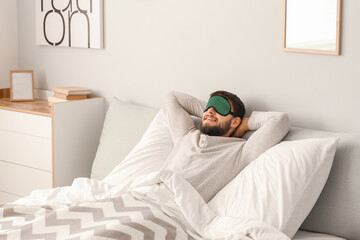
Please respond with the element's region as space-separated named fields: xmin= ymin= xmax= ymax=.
xmin=208 ymin=138 xmax=339 ymax=238
xmin=91 ymin=97 xmax=159 ymax=180
xmin=101 ymin=107 xmax=174 ymax=187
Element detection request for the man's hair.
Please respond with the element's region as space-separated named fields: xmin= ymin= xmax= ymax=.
xmin=210 ymin=90 xmax=246 ymax=119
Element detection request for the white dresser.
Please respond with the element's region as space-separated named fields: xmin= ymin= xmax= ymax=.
xmin=0 ymin=97 xmax=104 ymax=203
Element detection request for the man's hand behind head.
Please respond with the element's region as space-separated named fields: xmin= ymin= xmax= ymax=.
xmin=231 ymin=117 xmax=250 ymax=138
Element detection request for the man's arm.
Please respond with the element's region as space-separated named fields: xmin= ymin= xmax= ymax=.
xmin=241 ymin=111 xmax=290 ymax=165
xmin=164 ymin=91 xmax=206 ymax=143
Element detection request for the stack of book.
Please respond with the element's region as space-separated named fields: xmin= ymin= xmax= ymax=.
xmin=48 ymin=87 xmax=91 ymax=106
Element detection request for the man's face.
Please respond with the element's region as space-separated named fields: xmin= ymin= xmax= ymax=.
xmin=200 ymin=107 xmax=234 ymax=136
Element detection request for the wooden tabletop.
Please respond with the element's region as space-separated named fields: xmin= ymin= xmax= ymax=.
xmin=0 ymin=98 xmax=52 ymax=117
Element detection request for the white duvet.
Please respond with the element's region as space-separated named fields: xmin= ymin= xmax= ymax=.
xmin=13 ymin=170 xmax=289 ymax=240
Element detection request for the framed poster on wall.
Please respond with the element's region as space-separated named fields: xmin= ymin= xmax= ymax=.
xmin=36 ymin=0 xmax=104 ymax=49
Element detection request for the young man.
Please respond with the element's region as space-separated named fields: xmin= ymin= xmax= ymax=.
xmin=161 ymin=91 xmax=290 ymax=202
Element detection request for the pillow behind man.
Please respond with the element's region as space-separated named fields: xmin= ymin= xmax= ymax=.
xmin=91 ymin=97 xmax=160 ymax=180
xmin=208 ymin=137 xmax=339 ymax=238
xmin=99 ymin=103 xmax=174 ymax=188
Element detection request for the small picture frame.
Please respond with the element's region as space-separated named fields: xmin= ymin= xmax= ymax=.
xmin=10 ymin=70 xmax=35 ymax=102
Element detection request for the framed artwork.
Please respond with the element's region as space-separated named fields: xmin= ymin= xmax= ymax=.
xmin=10 ymin=70 xmax=35 ymax=102
xmin=36 ymin=0 xmax=104 ymax=49
xmin=283 ymin=0 xmax=342 ymax=55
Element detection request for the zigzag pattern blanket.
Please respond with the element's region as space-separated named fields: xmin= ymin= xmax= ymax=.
xmin=0 ymin=193 xmax=191 ymax=240
xmin=0 ymin=171 xmax=290 ymax=240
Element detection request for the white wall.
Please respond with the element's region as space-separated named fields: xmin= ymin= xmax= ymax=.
xmin=18 ymin=0 xmax=360 ymax=134
xmin=0 ymin=1 xmax=18 ymax=88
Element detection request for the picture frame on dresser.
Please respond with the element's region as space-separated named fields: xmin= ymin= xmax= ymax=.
xmin=10 ymin=70 xmax=35 ymax=102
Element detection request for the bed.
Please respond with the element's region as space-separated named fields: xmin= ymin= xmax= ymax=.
xmin=1 ymin=97 xmax=359 ymax=240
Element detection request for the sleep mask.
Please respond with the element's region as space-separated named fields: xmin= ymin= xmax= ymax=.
xmin=204 ymin=95 xmax=238 ymax=117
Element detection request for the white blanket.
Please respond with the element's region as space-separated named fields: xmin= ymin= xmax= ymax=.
xmin=14 ymin=171 xmax=289 ymax=240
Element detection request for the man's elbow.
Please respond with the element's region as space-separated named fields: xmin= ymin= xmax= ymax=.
xmin=165 ymin=91 xmax=180 ymax=104
xmin=278 ymin=112 xmax=290 ymax=124
xmin=276 ymin=112 xmax=291 ymax=135
xmin=167 ymin=91 xmax=185 ymax=101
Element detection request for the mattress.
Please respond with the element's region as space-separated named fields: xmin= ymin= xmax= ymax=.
xmin=293 ymin=230 xmax=346 ymax=240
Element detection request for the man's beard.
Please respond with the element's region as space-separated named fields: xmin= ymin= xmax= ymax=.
xmin=200 ymin=119 xmax=232 ymax=136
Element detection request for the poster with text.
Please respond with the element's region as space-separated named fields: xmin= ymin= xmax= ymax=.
xmin=36 ymin=0 xmax=103 ymax=49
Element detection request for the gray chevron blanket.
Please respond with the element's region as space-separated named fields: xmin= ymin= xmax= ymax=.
xmin=0 ymin=171 xmax=290 ymax=240
xmin=0 ymin=193 xmax=192 ymax=240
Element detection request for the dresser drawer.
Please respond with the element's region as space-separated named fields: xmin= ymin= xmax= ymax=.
xmin=0 ymin=190 xmax=21 ymax=203
xmin=0 ymin=109 xmax=51 ymax=138
xmin=0 ymin=130 xmax=52 ymax=171
xmin=0 ymin=161 xmax=53 ymax=197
